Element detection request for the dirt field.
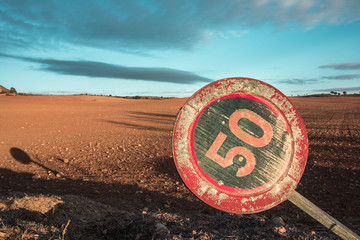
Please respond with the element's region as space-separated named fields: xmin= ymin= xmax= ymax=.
xmin=0 ymin=94 xmax=359 ymax=239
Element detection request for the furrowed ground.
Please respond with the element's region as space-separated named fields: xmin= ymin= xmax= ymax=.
xmin=0 ymin=95 xmax=359 ymax=239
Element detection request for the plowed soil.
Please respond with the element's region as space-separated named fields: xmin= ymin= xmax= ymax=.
xmin=0 ymin=94 xmax=359 ymax=239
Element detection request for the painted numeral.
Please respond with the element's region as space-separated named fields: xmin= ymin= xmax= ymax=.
xmin=205 ymin=109 xmax=272 ymax=177
xmin=229 ymin=109 xmax=272 ymax=147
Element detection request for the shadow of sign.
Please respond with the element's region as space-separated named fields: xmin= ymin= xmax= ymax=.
xmin=10 ymin=147 xmax=58 ymax=175
xmin=10 ymin=147 xmax=32 ymax=165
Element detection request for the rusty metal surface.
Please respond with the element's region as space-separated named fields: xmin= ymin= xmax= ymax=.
xmin=172 ymin=77 xmax=308 ymax=214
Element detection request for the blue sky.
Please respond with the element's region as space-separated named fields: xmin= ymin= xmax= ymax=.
xmin=1 ymin=0 xmax=360 ymax=97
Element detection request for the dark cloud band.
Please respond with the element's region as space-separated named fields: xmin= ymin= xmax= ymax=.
xmin=322 ymin=74 xmax=360 ymax=80
xmin=275 ymin=78 xmax=319 ymax=85
xmin=0 ymin=53 xmax=212 ymax=84
xmin=319 ymin=62 xmax=360 ymax=70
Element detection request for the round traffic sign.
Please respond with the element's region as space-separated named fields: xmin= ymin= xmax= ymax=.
xmin=172 ymin=77 xmax=308 ymax=214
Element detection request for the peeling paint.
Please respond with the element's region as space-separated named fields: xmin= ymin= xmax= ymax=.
xmin=197 ymin=180 xmax=218 ymax=197
xmin=197 ymin=181 xmax=229 ymax=205
xmin=218 ymin=193 xmax=229 ymax=203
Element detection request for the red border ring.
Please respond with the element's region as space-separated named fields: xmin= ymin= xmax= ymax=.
xmin=172 ymin=77 xmax=308 ymax=214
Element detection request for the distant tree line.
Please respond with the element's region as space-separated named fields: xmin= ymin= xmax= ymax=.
xmin=330 ymin=91 xmax=347 ymax=96
xmin=9 ymin=87 xmax=17 ymax=94
xmin=0 ymin=86 xmax=17 ymax=94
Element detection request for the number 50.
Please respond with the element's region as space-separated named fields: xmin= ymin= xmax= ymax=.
xmin=205 ymin=109 xmax=273 ymax=177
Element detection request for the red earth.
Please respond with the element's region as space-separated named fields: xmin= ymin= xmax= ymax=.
xmin=0 ymin=94 xmax=359 ymax=238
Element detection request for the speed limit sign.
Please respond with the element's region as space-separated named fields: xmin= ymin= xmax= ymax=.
xmin=172 ymin=77 xmax=308 ymax=214
xmin=173 ymin=78 xmax=360 ymax=239
xmin=172 ymin=77 xmax=360 ymax=239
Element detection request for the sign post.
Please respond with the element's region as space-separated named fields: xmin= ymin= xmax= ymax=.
xmin=172 ymin=77 xmax=359 ymax=239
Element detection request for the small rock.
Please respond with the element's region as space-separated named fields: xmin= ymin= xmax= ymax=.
xmin=56 ymin=172 xmax=64 ymax=178
xmin=32 ymin=174 xmax=41 ymax=180
xmin=0 ymin=231 xmax=7 ymax=238
xmin=64 ymin=159 xmax=69 ymax=163
xmin=0 ymin=202 xmax=8 ymax=210
xmin=272 ymin=226 xmax=287 ymax=237
xmin=271 ymin=216 xmax=285 ymax=227
xmin=155 ymin=223 xmax=169 ymax=235
xmin=258 ymin=217 xmax=266 ymax=226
